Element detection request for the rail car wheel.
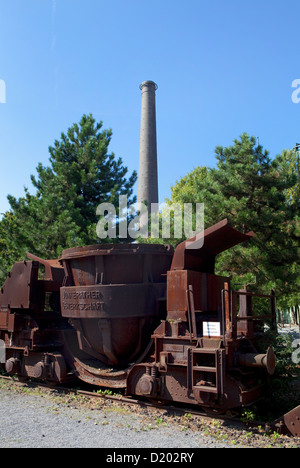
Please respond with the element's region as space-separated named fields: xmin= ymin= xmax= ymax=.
xmin=4 ymin=351 xmax=68 ymax=385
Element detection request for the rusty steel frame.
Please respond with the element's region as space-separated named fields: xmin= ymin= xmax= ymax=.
xmin=0 ymin=219 xmax=298 ymax=436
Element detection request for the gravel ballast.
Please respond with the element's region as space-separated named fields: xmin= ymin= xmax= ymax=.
xmin=0 ymin=381 xmax=299 ymax=449
xmin=0 ymin=388 xmax=230 ymax=448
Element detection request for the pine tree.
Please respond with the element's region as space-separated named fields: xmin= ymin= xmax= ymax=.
xmin=1 ymin=114 xmax=137 ymax=276
xmin=167 ymin=133 xmax=299 ymax=301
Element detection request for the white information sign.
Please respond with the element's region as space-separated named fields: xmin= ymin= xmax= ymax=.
xmin=0 ymin=339 xmax=5 ymax=363
xmin=203 ymin=322 xmax=221 ymax=338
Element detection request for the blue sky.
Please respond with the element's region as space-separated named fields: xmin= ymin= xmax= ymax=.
xmin=0 ymin=0 xmax=299 ymax=215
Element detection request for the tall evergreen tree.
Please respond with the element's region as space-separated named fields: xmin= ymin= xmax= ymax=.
xmin=0 ymin=114 xmax=137 ymax=279
xmin=165 ymin=133 xmax=299 ymax=302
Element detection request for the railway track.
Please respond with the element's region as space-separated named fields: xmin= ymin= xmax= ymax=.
xmin=0 ymin=374 xmax=271 ymax=433
xmin=2 ymin=374 xmax=300 ymax=449
xmin=2 ymin=221 xmax=299 ymax=441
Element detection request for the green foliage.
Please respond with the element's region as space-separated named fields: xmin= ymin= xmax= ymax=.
xmin=0 ymin=114 xmax=137 ymax=282
xmin=279 ymin=148 xmax=300 ymax=206
xmin=0 ymin=212 xmax=20 ymax=281
xmin=267 ymin=332 xmax=300 ymax=415
xmin=166 ymin=133 xmax=299 ymax=306
xmin=169 ymin=166 xmax=209 ymax=204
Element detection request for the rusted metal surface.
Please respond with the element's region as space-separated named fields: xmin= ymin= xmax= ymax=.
xmin=60 ymin=283 xmax=166 ymax=319
xmin=0 ymin=258 xmax=70 ymax=384
xmin=134 ymin=219 xmax=278 ymax=411
xmin=59 ymin=243 xmax=173 ymax=371
xmin=283 ymin=406 xmax=300 ymax=437
xmin=236 ymin=347 xmax=276 ymax=376
xmin=60 ymin=243 xmax=173 ymax=286
xmin=167 ymin=270 xmax=229 ymax=316
xmin=0 ymin=261 xmax=39 ymax=311
xmin=0 ymin=219 xmax=298 ymax=436
xmin=271 ymin=406 xmax=300 ymax=437
xmin=170 ymin=219 xmax=254 ymax=273
xmin=27 ymin=253 xmax=65 ymax=282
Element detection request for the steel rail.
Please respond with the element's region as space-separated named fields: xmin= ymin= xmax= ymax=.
xmin=0 ymin=375 xmax=263 ymax=431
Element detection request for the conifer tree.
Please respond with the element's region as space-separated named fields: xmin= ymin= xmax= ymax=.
xmin=166 ymin=133 xmax=299 ymax=303
xmin=0 ymin=114 xmax=137 ymax=278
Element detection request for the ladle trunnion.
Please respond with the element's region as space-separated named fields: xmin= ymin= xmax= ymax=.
xmin=0 ymin=219 xmax=299 ymax=436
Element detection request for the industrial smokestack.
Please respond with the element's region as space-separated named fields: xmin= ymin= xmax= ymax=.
xmin=138 ymin=81 xmax=159 ymax=209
